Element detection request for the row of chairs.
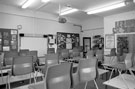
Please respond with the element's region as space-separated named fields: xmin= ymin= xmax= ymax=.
xmin=7 ymin=56 xmax=36 ymax=89
xmin=49 ymin=48 xmax=82 ymax=59
xmin=29 ymin=57 xmax=99 ymax=89
xmin=0 ymin=49 xmax=38 ymax=67
xmin=0 ymin=50 xmax=39 ymax=89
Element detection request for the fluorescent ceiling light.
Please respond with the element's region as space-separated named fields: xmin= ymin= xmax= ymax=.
xmin=41 ymin=0 xmax=50 ymax=3
xmin=22 ymin=0 xmax=35 ymax=9
xmin=87 ymin=2 xmax=125 ymax=15
xmin=60 ymin=7 xmax=79 ymax=16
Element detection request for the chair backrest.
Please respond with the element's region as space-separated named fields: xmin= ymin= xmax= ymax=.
xmin=27 ymin=51 xmax=38 ymax=63
xmin=86 ymin=50 xmax=94 ymax=59
xmin=0 ymin=52 xmax=4 ymax=66
xmin=125 ymin=53 xmax=133 ymax=69
xmin=47 ymin=48 xmax=55 ymax=54
xmin=78 ymin=58 xmax=98 ymax=82
xmin=110 ymin=48 xmax=116 ymax=56
xmin=12 ymin=56 xmax=33 ymax=76
xmin=133 ymin=53 xmax=135 ymax=67
xmin=45 ymin=54 xmax=59 ymax=67
xmin=19 ymin=49 xmax=29 ymax=56
xmin=72 ymin=48 xmax=80 ymax=57
xmin=96 ymin=49 xmax=104 ymax=62
xmin=61 ymin=49 xmax=69 ymax=59
xmin=46 ymin=63 xmax=72 ymax=89
xmin=4 ymin=51 xmax=18 ymax=66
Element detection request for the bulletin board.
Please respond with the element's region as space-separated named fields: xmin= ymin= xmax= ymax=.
xmin=57 ymin=32 xmax=80 ymax=49
xmin=0 ymin=28 xmax=18 ymax=52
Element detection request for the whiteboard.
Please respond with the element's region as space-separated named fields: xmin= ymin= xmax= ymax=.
xmin=20 ymin=37 xmax=47 ymax=57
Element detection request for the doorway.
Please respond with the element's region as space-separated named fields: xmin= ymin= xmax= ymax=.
xmin=83 ymin=37 xmax=91 ymax=57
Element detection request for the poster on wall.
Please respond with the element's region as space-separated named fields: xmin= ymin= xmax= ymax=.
xmin=57 ymin=32 xmax=80 ymax=49
xmin=0 ymin=28 xmax=18 ymax=52
xmin=105 ymin=34 xmax=115 ymax=49
xmin=113 ymin=19 xmax=135 ymax=34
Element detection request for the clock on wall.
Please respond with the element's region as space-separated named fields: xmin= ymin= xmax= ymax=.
xmin=17 ymin=25 xmax=22 ymax=30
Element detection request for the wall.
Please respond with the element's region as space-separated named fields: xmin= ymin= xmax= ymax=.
xmin=80 ymin=16 xmax=104 ymax=47
xmin=0 ymin=4 xmax=81 ymax=55
xmin=104 ymin=11 xmax=135 ymax=54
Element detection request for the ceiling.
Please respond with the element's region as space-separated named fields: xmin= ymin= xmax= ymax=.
xmin=0 ymin=0 xmax=135 ymax=20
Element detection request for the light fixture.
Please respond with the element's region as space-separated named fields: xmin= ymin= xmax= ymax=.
xmin=41 ymin=0 xmax=50 ymax=3
xmin=60 ymin=7 xmax=79 ymax=16
xmin=22 ymin=0 xmax=35 ymax=9
xmin=87 ymin=1 xmax=126 ymax=15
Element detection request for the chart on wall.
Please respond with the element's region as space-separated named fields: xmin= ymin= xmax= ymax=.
xmin=57 ymin=32 xmax=80 ymax=49
xmin=0 ymin=28 xmax=18 ymax=52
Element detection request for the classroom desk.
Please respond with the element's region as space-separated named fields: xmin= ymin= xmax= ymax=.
xmin=0 ymin=71 xmax=43 ymax=85
xmin=103 ymin=74 xmax=135 ymax=89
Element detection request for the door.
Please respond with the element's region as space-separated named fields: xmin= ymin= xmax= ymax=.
xmin=83 ymin=37 xmax=91 ymax=58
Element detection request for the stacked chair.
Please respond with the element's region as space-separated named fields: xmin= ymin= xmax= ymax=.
xmin=7 ymin=56 xmax=36 ymax=89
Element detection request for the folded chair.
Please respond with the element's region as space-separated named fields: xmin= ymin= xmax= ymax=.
xmin=78 ymin=58 xmax=99 ymax=89
xmin=7 ymin=56 xmax=36 ymax=89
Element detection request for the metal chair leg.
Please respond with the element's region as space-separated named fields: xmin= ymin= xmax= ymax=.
xmin=129 ymin=69 xmax=135 ymax=80
xmin=94 ymin=80 xmax=99 ymax=89
xmin=30 ymin=73 xmax=32 ymax=84
xmin=32 ymin=72 xmax=36 ymax=83
xmin=84 ymin=82 xmax=88 ymax=89
xmin=7 ymin=75 xmax=11 ymax=89
xmin=118 ymin=70 xmax=129 ymax=89
xmin=109 ymin=68 xmax=114 ymax=80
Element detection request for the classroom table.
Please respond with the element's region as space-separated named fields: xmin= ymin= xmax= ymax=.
xmin=103 ymin=74 xmax=135 ymax=89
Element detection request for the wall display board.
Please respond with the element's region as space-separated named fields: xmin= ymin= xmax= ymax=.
xmin=105 ymin=34 xmax=115 ymax=49
xmin=48 ymin=35 xmax=57 ymax=52
xmin=0 ymin=28 xmax=18 ymax=52
xmin=20 ymin=34 xmax=47 ymax=57
xmin=113 ymin=19 xmax=135 ymax=33
xmin=57 ymin=32 xmax=80 ymax=49
xmin=93 ymin=35 xmax=104 ymax=49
